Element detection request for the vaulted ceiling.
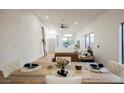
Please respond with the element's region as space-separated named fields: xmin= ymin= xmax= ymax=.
xmin=34 ymin=9 xmax=108 ymax=35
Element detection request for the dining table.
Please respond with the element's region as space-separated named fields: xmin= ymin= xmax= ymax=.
xmin=0 ymin=61 xmax=124 ymax=84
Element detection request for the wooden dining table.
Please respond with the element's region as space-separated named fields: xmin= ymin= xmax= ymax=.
xmin=0 ymin=62 xmax=124 ymax=84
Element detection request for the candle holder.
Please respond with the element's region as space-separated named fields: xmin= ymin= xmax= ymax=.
xmin=75 ymin=65 xmax=82 ymax=70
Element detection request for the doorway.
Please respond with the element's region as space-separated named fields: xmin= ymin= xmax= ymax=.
xmin=41 ymin=26 xmax=47 ymax=57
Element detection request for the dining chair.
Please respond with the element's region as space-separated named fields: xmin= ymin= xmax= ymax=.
xmin=45 ymin=75 xmax=82 ymax=84
xmin=108 ymin=60 xmax=120 ymax=76
xmin=108 ymin=60 xmax=124 ymax=79
xmin=118 ymin=64 xmax=124 ymax=79
xmin=109 ymin=60 xmax=124 ymax=77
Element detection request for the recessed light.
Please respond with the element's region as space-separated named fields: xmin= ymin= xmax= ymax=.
xmin=45 ymin=16 xmax=49 ymax=19
xmin=64 ymin=34 xmax=72 ymax=37
xmin=74 ymin=22 xmax=78 ymax=25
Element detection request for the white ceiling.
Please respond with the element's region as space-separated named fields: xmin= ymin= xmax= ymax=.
xmin=34 ymin=9 xmax=108 ymax=35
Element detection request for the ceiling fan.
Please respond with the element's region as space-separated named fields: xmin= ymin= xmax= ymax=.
xmin=59 ymin=24 xmax=68 ymax=29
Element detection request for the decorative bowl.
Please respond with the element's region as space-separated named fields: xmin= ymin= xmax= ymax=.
xmin=90 ymin=64 xmax=100 ymax=69
xmin=56 ymin=57 xmax=70 ymax=68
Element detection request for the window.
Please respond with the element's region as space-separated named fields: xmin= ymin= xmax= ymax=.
xmin=62 ymin=38 xmax=74 ymax=48
xmin=121 ymin=23 xmax=124 ymax=64
xmin=85 ymin=33 xmax=94 ymax=49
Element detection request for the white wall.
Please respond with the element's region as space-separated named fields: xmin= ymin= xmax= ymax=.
xmin=0 ymin=10 xmax=43 ymax=70
xmin=19 ymin=10 xmax=43 ymax=66
xmin=76 ymin=10 xmax=124 ymax=66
